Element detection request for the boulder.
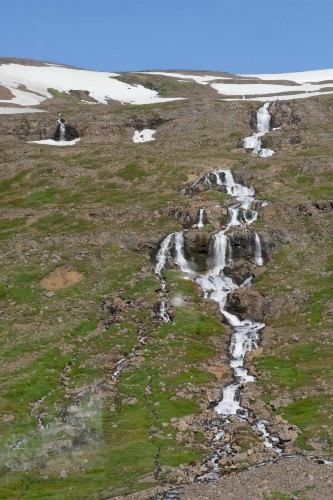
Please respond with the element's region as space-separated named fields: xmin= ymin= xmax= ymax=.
xmin=226 ymin=288 xmax=270 ymax=322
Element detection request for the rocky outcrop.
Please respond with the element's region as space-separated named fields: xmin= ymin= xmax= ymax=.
xmin=226 ymin=288 xmax=270 ymax=322
xmin=229 ymin=230 xmax=268 ymax=261
xmin=54 ymin=121 xmax=79 ymax=141
xmin=269 ymin=101 xmax=302 ymax=129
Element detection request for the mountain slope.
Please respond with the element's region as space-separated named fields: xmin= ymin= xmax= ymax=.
xmin=0 ymin=59 xmax=332 ymax=499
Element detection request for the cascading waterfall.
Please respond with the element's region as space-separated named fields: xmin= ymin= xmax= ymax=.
xmin=242 ymin=103 xmax=274 ymax=157
xmin=155 ymin=233 xmax=175 ymax=322
xmin=58 ymin=119 xmax=66 ymax=141
xmin=155 ymin=168 xmax=280 ymax=463
xmin=197 ymin=208 xmax=205 ymax=229
xmin=254 ymin=233 xmax=264 ymax=266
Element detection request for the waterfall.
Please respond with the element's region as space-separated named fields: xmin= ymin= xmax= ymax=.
xmin=197 ymin=208 xmax=205 ymax=229
xmin=257 ymin=102 xmax=271 ymax=133
xmin=158 ymin=300 xmax=170 ymax=323
xmin=242 ymin=103 xmax=274 ymax=157
xmin=226 ymin=206 xmax=242 ymax=230
xmin=210 ymin=232 xmax=229 ymax=275
xmin=57 ymin=119 xmax=66 ymax=141
xmin=254 ymin=233 xmax=264 ymax=266
xmin=155 ymin=168 xmax=278 ymax=462
xmin=155 ymin=233 xmax=174 ymax=276
xmin=173 ymin=232 xmax=193 ymax=274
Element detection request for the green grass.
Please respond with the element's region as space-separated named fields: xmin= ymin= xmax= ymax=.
xmin=281 ymin=397 xmax=333 ymax=451
xmin=48 ymin=88 xmax=70 ymax=99
xmin=0 ymin=218 xmax=26 ymax=239
xmin=32 ymin=214 xmax=93 ymax=234
xmin=116 ymin=162 xmax=149 ymax=180
xmin=256 ymin=343 xmax=333 ymax=390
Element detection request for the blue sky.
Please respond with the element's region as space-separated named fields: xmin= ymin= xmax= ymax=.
xmin=1 ymin=0 xmax=332 ymax=74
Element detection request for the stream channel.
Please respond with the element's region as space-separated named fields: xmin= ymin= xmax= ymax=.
xmin=155 ymin=168 xmax=281 ymax=477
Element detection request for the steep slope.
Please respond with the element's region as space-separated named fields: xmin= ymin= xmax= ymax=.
xmin=0 ymin=59 xmax=332 ymax=499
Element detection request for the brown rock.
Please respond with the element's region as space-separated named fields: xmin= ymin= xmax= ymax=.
xmin=226 ymin=288 xmax=269 ymax=322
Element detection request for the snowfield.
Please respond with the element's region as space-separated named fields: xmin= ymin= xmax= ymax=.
xmin=141 ymin=69 xmax=333 ymax=101
xmin=1 ymin=62 xmax=333 ymax=115
xmin=0 ymin=63 xmax=184 ymax=113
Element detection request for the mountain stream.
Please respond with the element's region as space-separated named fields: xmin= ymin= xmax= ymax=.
xmin=242 ymin=103 xmax=274 ymax=157
xmin=155 ymin=169 xmax=281 ymax=475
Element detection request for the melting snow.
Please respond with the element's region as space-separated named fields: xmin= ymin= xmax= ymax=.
xmin=141 ymin=68 xmax=333 ymax=101
xmin=138 ymin=71 xmax=231 ymax=85
xmin=0 ymin=107 xmax=45 ymax=114
xmin=240 ymin=68 xmax=333 ymax=84
xmin=211 ymin=82 xmax=333 ymax=96
xmin=29 ymin=139 xmax=81 ymax=147
xmin=2 ymin=62 xmax=333 ymax=114
xmin=132 ymin=129 xmax=156 ymax=143
xmin=0 ymin=63 xmax=184 ymax=110
xmin=223 ymin=90 xmax=333 ymax=102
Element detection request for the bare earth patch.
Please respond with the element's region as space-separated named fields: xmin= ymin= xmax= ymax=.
xmin=40 ymin=266 xmax=84 ymax=291
xmin=0 ymin=85 xmax=13 ymax=99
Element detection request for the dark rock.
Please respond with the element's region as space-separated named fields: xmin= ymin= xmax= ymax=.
xmin=226 ymin=288 xmax=270 ymax=322
xmin=269 ymin=101 xmax=302 ymax=129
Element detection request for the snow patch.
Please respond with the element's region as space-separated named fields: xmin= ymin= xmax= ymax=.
xmin=223 ymin=90 xmax=333 ymax=102
xmin=132 ymin=129 xmax=156 ymax=143
xmin=240 ymin=68 xmax=333 ymax=84
xmin=138 ymin=71 xmax=231 ymax=85
xmin=0 ymin=107 xmax=45 ymax=114
xmin=29 ymin=139 xmax=81 ymax=147
xmin=211 ymin=82 xmax=333 ymax=96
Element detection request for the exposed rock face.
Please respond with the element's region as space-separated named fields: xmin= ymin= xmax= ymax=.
xmin=249 ymin=108 xmax=259 ymax=131
xmin=124 ymin=117 xmax=166 ymax=130
xmin=226 ymin=288 xmax=270 ymax=322
xmin=229 ymin=230 xmax=268 ymax=261
xmin=269 ymin=101 xmax=302 ymax=129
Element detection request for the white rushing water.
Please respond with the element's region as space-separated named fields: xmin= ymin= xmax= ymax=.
xmin=155 ymin=169 xmax=266 ymax=418
xmin=254 ymin=233 xmax=264 ymax=266
xmin=59 ymin=120 xmax=66 ymax=141
xmin=242 ymin=103 xmax=274 ymax=157
xmin=198 ymin=208 xmax=205 ymax=229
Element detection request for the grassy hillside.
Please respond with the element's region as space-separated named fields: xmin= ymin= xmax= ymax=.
xmin=0 ymin=82 xmax=332 ymax=498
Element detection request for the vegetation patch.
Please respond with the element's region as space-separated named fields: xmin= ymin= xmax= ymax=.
xmin=116 ymin=162 xmax=149 ymax=180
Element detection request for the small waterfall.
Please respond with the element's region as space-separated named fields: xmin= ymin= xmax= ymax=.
xmin=197 ymin=208 xmax=205 ymax=229
xmin=57 ymin=119 xmax=66 ymax=141
xmin=155 ymin=233 xmax=175 ymax=323
xmin=242 ymin=103 xmax=274 ymax=157
xmin=254 ymin=233 xmax=264 ymax=266
xmin=210 ymin=232 xmax=229 ymax=275
xmin=155 ymin=233 xmax=174 ymax=276
xmin=215 ymin=384 xmax=241 ymax=415
xmin=226 ymin=206 xmax=242 ymax=230
xmin=159 ymin=300 xmax=170 ymax=323
xmin=173 ymin=232 xmax=192 ymax=274
xmin=257 ymin=102 xmax=271 ymax=133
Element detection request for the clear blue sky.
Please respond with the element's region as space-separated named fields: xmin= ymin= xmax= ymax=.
xmin=1 ymin=0 xmax=332 ymax=74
